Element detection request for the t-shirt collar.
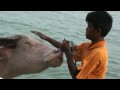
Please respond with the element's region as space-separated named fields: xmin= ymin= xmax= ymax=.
xmin=88 ymin=40 xmax=106 ymax=49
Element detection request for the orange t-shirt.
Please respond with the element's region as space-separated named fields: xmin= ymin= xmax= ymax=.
xmin=73 ymin=41 xmax=108 ymax=79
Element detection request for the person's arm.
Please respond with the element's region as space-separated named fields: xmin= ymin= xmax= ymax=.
xmin=61 ymin=39 xmax=78 ymax=79
xmin=65 ymin=53 xmax=78 ymax=79
xmin=31 ymin=31 xmax=62 ymax=48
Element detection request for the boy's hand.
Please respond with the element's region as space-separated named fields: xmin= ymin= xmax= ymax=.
xmin=31 ymin=31 xmax=48 ymax=40
xmin=61 ymin=39 xmax=71 ymax=53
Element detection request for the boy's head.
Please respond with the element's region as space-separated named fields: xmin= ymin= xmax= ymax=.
xmin=85 ymin=11 xmax=113 ymax=38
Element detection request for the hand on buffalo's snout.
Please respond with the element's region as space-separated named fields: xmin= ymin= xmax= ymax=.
xmin=61 ymin=39 xmax=71 ymax=53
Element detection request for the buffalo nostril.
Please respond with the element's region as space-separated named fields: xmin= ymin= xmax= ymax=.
xmin=53 ymin=49 xmax=61 ymax=53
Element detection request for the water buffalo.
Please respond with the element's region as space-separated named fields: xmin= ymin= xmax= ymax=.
xmin=0 ymin=35 xmax=63 ymax=79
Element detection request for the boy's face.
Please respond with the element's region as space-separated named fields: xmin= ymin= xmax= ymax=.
xmin=85 ymin=22 xmax=99 ymax=40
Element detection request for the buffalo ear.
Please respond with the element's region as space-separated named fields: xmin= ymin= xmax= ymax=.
xmin=0 ymin=35 xmax=21 ymax=48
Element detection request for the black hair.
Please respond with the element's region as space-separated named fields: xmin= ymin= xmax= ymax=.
xmin=86 ymin=11 xmax=113 ymax=37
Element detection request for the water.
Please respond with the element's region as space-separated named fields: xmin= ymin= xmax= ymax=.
xmin=0 ymin=11 xmax=119 ymax=79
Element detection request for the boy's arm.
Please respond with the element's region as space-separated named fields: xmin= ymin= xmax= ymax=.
xmin=46 ymin=36 xmax=62 ymax=49
xmin=65 ymin=53 xmax=78 ymax=79
xmin=61 ymin=39 xmax=78 ymax=79
xmin=31 ymin=31 xmax=62 ymax=48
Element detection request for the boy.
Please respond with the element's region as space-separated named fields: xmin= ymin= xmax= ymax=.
xmin=31 ymin=11 xmax=113 ymax=79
